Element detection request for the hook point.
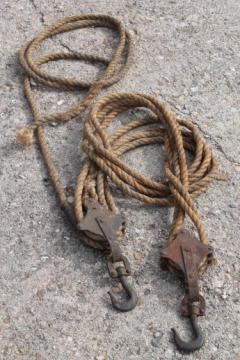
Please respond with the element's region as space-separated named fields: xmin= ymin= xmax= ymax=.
xmin=172 ymin=315 xmax=204 ymax=352
xmin=108 ymin=266 xmax=138 ymax=312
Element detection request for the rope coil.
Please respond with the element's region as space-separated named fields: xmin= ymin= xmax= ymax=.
xmin=18 ymin=14 xmax=218 ymax=255
xmin=76 ymin=93 xmax=218 ymax=249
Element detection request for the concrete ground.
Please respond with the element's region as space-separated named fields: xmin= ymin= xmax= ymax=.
xmin=0 ymin=0 xmax=239 ymax=359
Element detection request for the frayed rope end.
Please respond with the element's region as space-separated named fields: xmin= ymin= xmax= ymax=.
xmin=16 ymin=127 xmax=34 ymax=146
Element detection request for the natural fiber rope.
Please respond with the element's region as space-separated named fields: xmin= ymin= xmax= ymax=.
xmin=18 ymin=14 xmax=218 ymax=254
xmin=76 ymin=93 xmax=218 ymax=249
xmin=18 ymin=13 xmax=133 ymax=222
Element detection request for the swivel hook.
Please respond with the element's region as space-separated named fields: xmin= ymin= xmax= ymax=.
xmin=108 ymin=266 xmax=138 ymax=312
xmin=171 ymin=314 xmax=204 ymax=352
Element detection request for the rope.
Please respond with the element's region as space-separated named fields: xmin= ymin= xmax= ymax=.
xmin=18 ymin=15 xmax=218 ymax=257
xmin=77 ymin=93 xmax=218 ymax=249
xmin=17 ymin=13 xmax=133 ymax=222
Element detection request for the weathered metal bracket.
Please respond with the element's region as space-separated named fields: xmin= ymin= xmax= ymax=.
xmin=160 ymin=230 xmax=213 ymax=277
xmin=78 ymin=199 xmax=129 ymax=277
xmin=78 ymin=199 xmax=124 ymax=243
xmin=78 ymin=199 xmax=137 ymax=312
xmin=160 ymin=230 xmax=213 ymax=316
xmin=162 ymin=230 xmax=213 ymax=351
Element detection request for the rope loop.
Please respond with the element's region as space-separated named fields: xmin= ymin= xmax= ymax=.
xmin=18 ymin=13 xmax=133 ymax=129
xmin=75 ymin=93 xmax=218 ymax=247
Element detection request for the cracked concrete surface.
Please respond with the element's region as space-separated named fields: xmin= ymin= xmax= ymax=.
xmin=0 ymin=0 xmax=239 ymax=359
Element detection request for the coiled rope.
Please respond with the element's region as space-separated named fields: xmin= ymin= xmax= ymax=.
xmin=77 ymin=93 xmax=218 ymax=252
xmin=18 ymin=14 xmax=218 ymax=258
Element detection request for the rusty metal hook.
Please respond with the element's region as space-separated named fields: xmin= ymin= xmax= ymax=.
xmin=171 ymin=314 xmax=204 ymax=352
xmin=108 ymin=266 xmax=138 ymax=312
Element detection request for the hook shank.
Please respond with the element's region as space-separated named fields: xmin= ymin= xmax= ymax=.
xmin=108 ymin=266 xmax=138 ymax=312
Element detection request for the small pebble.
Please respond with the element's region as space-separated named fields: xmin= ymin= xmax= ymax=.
xmin=30 ymin=78 xmax=37 ymax=87
xmin=134 ymin=251 xmax=142 ymax=261
xmin=95 ymin=355 xmax=106 ymax=360
xmin=191 ymin=86 xmax=198 ymax=94
xmin=151 ymin=337 xmax=161 ymax=348
xmin=178 ymin=95 xmax=185 ymax=104
xmin=137 ymin=297 xmax=143 ymax=306
xmin=215 ymin=279 xmax=224 ymax=288
xmin=67 ymin=196 xmax=75 ymax=204
xmin=147 ymin=323 xmax=158 ymax=333
xmin=144 ymin=288 xmax=151 ymax=295
xmin=135 ymin=229 xmax=141 ymax=234
xmin=49 ymin=121 xmax=58 ymax=127
xmin=102 ymin=272 xmax=109 ymax=279
xmin=165 ymin=349 xmax=174 ymax=358
xmin=233 ymin=263 xmax=238 ymax=271
xmin=57 ymin=99 xmax=64 ymax=106
xmin=221 ymin=293 xmax=228 ymax=300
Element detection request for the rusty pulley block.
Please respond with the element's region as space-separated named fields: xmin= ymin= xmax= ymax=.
xmin=161 ymin=230 xmax=214 ymax=352
xmin=78 ymin=199 xmax=138 ymax=312
xmin=79 ymin=201 xmax=215 ymax=352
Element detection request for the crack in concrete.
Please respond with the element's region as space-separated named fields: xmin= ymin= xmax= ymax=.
xmin=29 ymin=0 xmax=45 ymax=24
xmin=194 ymin=125 xmax=240 ymax=165
xmin=164 ymin=97 xmax=240 ymax=165
xmin=191 ymin=121 xmax=240 ymax=165
xmin=59 ymin=40 xmax=75 ymax=53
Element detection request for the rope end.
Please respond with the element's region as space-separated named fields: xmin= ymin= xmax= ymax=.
xmin=16 ymin=127 xmax=34 ymax=147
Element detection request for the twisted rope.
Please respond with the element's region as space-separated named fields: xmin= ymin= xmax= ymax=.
xmin=77 ymin=93 xmax=218 ymax=249
xmin=18 ymin=14 xmax=133 ymax=222
xmin=18 ymin=15 xmax=218 ymax=256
